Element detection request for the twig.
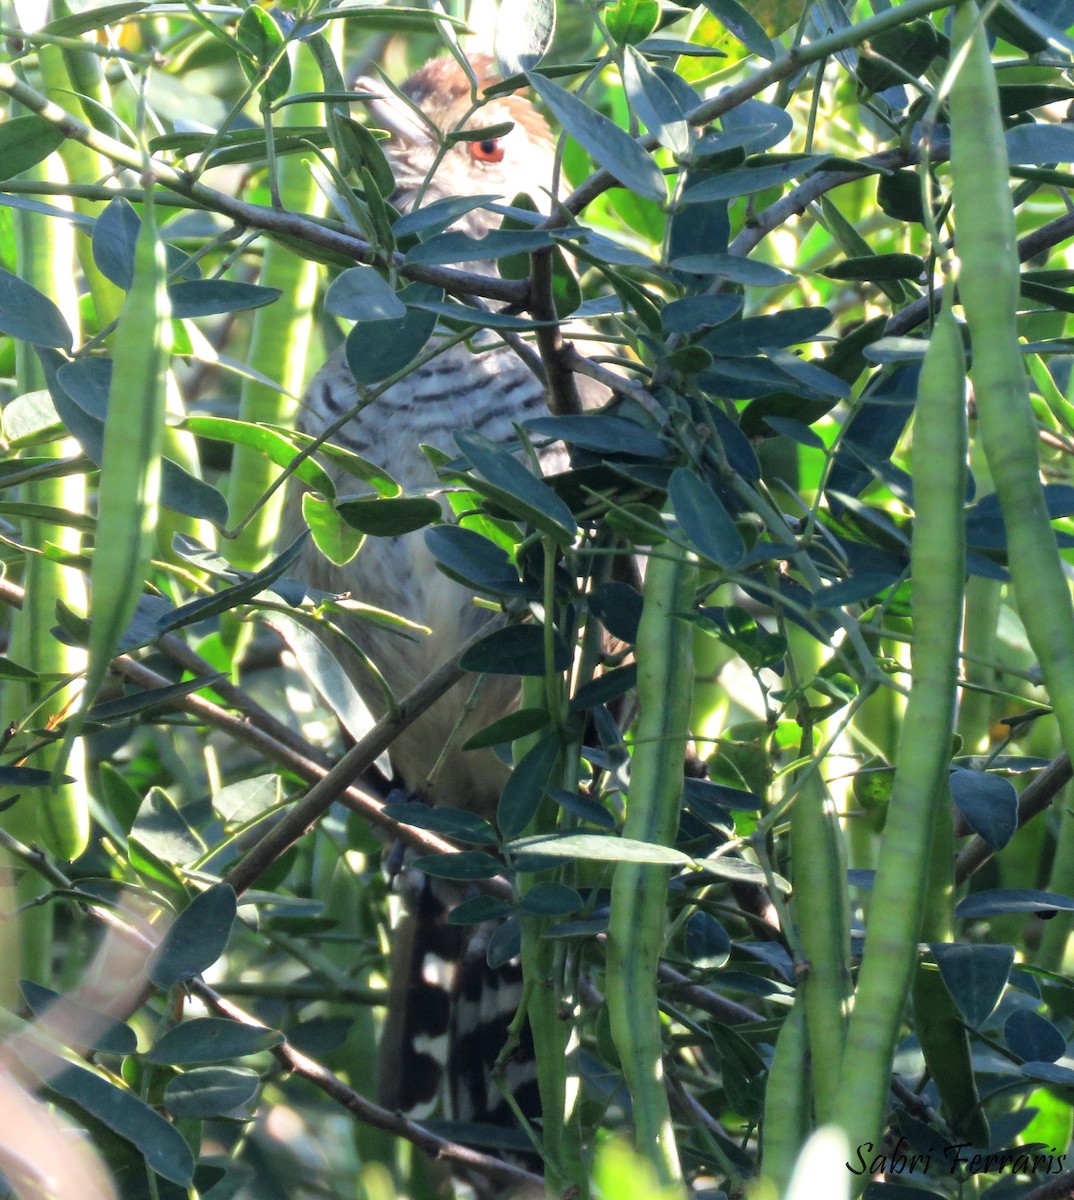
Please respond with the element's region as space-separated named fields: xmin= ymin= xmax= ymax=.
xmin=956 ymin=750 xmax=1072 ymax=883
xmin=191 ymin=981 xmax=545 ymax=1191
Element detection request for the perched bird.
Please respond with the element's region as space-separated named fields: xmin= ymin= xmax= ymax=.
xmin=287 ymin=54 xmax=599 ymax=1136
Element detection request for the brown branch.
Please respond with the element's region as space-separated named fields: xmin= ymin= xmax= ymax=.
xmin=191 ymin=982 xmax=544 ymax=1191
xmin=0 ymin=64 xmax=525 ymax=308
xmin=956 ymin=750 xmax=1072 ymax=884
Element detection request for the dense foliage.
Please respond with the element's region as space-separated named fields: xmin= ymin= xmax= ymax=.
xmin=6 ymin=1 xmax=1074 ymax=1198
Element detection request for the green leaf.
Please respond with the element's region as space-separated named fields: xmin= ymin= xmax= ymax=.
xmin=236 ymin=5 xmax=291 ymax=103
xmin=384 ymin=800 xmax=498 ymax=845
xmin=92 ymin=196 xmax=141 ymax=290
xmin=424 ymin=524 xmax=531 ymax=596
xmin=498 ymin=732 xmax=560 ymax=838
xmin=526 ymin=71 xmax=667 ymax=202
xmin=19 ymin=980 xmax=137 ymax=1055
xmin=678 ymin=156 xmax=825 ymax=204
xmin=43 ymin=1 xmax=147 ymax=34
xmin=15 ymin=1046 xmax=195 ymax=1185
xmin=164 ymin=1066 xmax=261 ymax=1118
xmin=325 ymin=267 xmax=405 ymax=321
xmin=183 ymin=415 xmax=336 ymax=497
xmin=454 ymin=429 xmax=577 ymax=542
xmin=820 ymin=253 xmax=925 ymax=282
xmin=345 ymin=283 xmax=441 ymax=384
xmin=523 ymin=415 xmax=667 ymax=459
xmin=0 ymin=267 xmax=72 ymax=349
xmin=669 ymin=468 xmax=745 ymax=568
xmin=168 ymin=280 xmax=282 ymax=318
xmin=518 ymin=881 xmax=583 ymax=916
xmin=606 ymin=0 xmax=660 ymax=43
xmin=463 ymin=706 xmax=550 ymax=750
xmin=701 ymin=0 xmax=775 ymax=59
xmin=459 ymin=623 xmax=572 ymax=675
xmin=147 ymin=883 xmax=238 ymax=988
xmin=146 ymin=1017 xmax=283 ymax=1065
xmin=0 ymin=116 xmax=65 ymax=182
xmin=495 ymin=0 xmax=556 ymax=75
xmin=931 ymin=943 xmax=1014 ymax=1029
xmin=507 ymin=832 xmax=691 ymax=865
xmin=336 ymin=495 xmax=442 ymax=536
xmin=622 ymin=45 xmax=689 ymax=154
xmin=410 ymin=850 xmax=504 ymax=880
xmin=300 ymin=492 xmax=363 ymax=565
xmin=155 ymin=534 xmax=309 ymax=633
xmin=131 ymin=786 xmax=205 ymax=866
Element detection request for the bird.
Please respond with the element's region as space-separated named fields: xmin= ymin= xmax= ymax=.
xmin=285 ymin=52 xmax=602 ymax=1143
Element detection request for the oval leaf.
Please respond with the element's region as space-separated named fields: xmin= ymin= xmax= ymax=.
xmin=148 ymin=882 xmax=237 ymax=988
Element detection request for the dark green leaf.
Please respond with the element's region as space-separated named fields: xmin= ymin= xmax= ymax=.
xmin=546 ymin=787 xmax=616 ymax=829
xmin=164 ymin=1066 xmax=260 ymax=1118
xmin=487 ymin=916 xmax=521 ymax=968
xmin=678 ymin=156 xmax=824 ymax=204
xmin=684 ymin=912 xmax=731 ymax=969
xmin=405 ymin=228 xmax=561 ymax=264
xmin=498 ymin=733 xmax=560 ymax=838
xmin=155 ymin=534 xmax=308 ymax=633
xmin=463 ymin=707 xmax=550 ymax=750
xmin=526 ymin=71 xmax=667 ymax=201
xmin=345 ymin=283 xmax=441 ymax=384
xmin=669 ymin=468 xmax=745 ymax=568
xmin=523 ymin=415 xmax=667 ymax=459
xmin=949 ymin=768 xmax=1018 ymax=852
xmin=1005 ymin=1009 xmax=1065 ymax=1063
xmin=146 ymin=1018 xmax=283 ymax=1065
xmin=459 ymin=623 xmax=572 ymax=676
xmin=147 ymin=883 xmax=238 ymax=988
xmin=19 ymin=980 xmax=137 ymax=1055
xmin=820 ymin=253 xmax=925 ymax=282
xmin=92 ymin=196 xmax=141 ymax=290
xmin=702 ymin=307 xmax=833 ymax=357
xmin=336 ymin=495 xmax=441 ymax=536
xmin=0 ymin=116 xmax=65 ymax=182
xmin=0 ymin=267 xmax=72 ymax=349
xmin=325 ymin=267 xmax=405 ymax=321
xmin=424 ymin=524 xmax=530 ymax=595
xmin=931 ymin=943 xmax=1014 ymax=1029
xmin=34 ymin=1051 xmax=195 ymax=1184
xmin=454 ymin=429 xmax=577 ymax=542
xmin=519 ymin=881 xmax=584 ymax=916
xmin=384 ymin=801 xmax=498 ymax=845
xmin=662 ymin=294 xmax=742 ymax=333
xmin=411 ymin=850 xmax=504 ymax=880
xmin=168 ymin=281 xmax=282 ymax=318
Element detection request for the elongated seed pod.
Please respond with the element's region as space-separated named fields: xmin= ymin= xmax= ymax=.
xmin=606 ymin=539 xmax=696 ymax=1190
xmin=950 ymin=1 xmax=1074 ymax=760
xmin=75 ymin=193 xmax=170 ymax=739
xmin=833 ymin=290 xmax=967 ymax=1161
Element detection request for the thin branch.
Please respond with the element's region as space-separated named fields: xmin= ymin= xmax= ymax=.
xmin=0 ymin=64 xmax=525 ymax=308
xmin=956 ymin=751 xmax=1072 ymax=883
xmin=192 ymin=981 xmax=545 ymax=1190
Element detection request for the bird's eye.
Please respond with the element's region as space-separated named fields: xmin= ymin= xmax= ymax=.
xmin=469 ymin=138 xmax=505 ymax=164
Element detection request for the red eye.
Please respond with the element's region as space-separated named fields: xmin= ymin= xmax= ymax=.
xmin=470 ymin=138 xmax=505 ymax=164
